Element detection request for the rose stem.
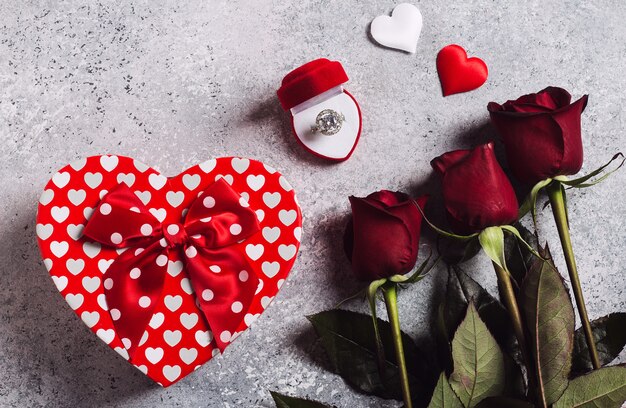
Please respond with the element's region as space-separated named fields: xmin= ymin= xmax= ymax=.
xmin=547 ymin=181 xmax=601 ymax=369
xmin=491 ymin=263 xmax=535 ymax=390
xmin=383 ymin=284 xmax=413 ymax=408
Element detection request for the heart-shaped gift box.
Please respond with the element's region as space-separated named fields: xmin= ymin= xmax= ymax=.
xmin=36 ymin=155 xmax=302 ymax=386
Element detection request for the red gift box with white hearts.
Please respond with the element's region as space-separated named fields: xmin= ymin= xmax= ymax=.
xmin=36 ymin=155 xmax=302 ymax=386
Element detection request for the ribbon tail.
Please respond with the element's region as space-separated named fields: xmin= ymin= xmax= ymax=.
xmin=104 ymin=241 xmax=168 ymax=360
xmin=185 ymin=245 xmax=259 ymax=352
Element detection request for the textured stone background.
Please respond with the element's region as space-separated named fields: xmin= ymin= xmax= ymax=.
xmin=1 ymin=1 xmax=625 ymax=407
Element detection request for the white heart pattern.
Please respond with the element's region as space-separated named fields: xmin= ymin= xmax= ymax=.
xmin=179 ymin=348 xmax=198 ymax=365
xmin=262 ymin=227 xmax=281 ymax=244
xmin=51 ymin=206 xmax=70 ymax=223
xmin=68 ymin=189 xmax=87 ymax=206
xmin=100 ymin=155 xmax=119 ymax=172
xmin=231 ymin=158 xmax=250 ymax=174
xmin=246 ymin=175 xmax=265 ymax=191
xmin=39 ymin=189 xmax=54 ymax=206
xmin=53 ymin=172 xmax=71 ymax=188
xmin=35 ymin=156 xmax=302 ymax=387
xmin=36 ymin=224 xmax=54 ymax=240
xmin=52 ymin=276 xmax=69 ymax=291
xmin=182 ymin=174 xmax=201 ymax=190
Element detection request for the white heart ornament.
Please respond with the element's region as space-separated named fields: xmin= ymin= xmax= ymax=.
xmin=370 ymin=3 xmax=423 ymax=53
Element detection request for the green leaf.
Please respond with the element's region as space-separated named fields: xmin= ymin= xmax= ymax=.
xmin=553 ymin=366 xmax=626 ymax=408
xmin=446 ymin=267 xmax=513 ymax=352
xmin=478 ymin=227 xmax=507 ymax=270
xmin=412 ymin=200 xmax=479 ymax=241
xmin=307 ymin=309 xmax=436 ymax=402
xmin=449 ymin=303 xmax=506 ymax=408
xmin=395 ymin=252 xmax=439 ymax=284
xmin=520 ymin=253 xmax=575 ymax=407
xmin=427 ymin=373 xmax=463 ymax=408
xmin=439 ymin=269 xmax=525 ymax=398
xmin=518 ymin=178 xmax=553 ymax=226
xmin=572 ymin=313 xmax=626 ymax=374
xmin=557 ymin=152 xmax=625 ymax=188
xmin=475 ymin=396 xmax=535 ymax=408
xmin=438 ymin=267 xmax=518 ymax=378
xmin=270 ymin=391 xmax=332 ymax=408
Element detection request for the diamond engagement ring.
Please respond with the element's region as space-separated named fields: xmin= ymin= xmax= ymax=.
xmin=311 ymin=109 xmax=345 ymax=136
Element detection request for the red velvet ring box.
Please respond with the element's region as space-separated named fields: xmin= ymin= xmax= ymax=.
xmin=278 ymin=59 xmax=362 ymax=161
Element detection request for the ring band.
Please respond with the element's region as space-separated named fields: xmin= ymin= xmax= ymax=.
xmin=311 ymin=109 xmax=345 ymax=136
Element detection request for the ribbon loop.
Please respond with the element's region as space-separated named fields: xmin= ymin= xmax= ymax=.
xmin=83 ymin=178 xmax=261 ymax=359
xmin=185 ymin=180 xmax=259 ymax=248
xmin=83 ymin=185 xmax=162 ymax=248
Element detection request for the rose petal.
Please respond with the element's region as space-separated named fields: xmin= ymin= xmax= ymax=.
xmin=345 ymin=194 xmax=424 ymax=281
xmin=438 ymin=143 xmax=518 ymax=232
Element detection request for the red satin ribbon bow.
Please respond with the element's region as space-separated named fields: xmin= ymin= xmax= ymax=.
xmin=83 ymin=178 xmax=260 ymax=358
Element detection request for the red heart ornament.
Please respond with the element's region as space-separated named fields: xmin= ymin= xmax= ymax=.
xmin=36 ymin=156 xmax=302 ymax=386
xmin=436 ymin=44 xmax=488 ymax=96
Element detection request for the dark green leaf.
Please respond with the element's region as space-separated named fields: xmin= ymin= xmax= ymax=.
xmin=270 ymin=391 xmax=332 ymax=408
xmin=504 ymin=222 xmax=538 ymax=285
xmin=503 ymin=353 xmax=526 ymax=398
xmin=475 ymin=396 xmax=535 ymax=408
xmin=553 ymin=366 xmax=626 ymax=408
xmin=572 ymin=313 xmax=626 ymax=375
xmin=438 ymin=236 xmax=482 ymax=265
xmin=520 ymin=252 xmax=575 ymax=407
xmin=307 ymin=309 xmax=436 ymax=404
xmin=427 ymin=373 xmax=463 ymax=408
xmin=449 ymin=303 xmax=506 ymax=408
xmin=435 ymin=300 xmax=454 ymax=374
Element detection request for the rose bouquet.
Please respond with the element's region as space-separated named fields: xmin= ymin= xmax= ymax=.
xmin=271 ymin=88 xmax=626 ymax=408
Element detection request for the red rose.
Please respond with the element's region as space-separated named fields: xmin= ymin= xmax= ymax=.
xmin=344 ymin=191 xmax=428 ymax=281
xmin=431 ymin=142 xmax=518 ymax=233
xmin=488 ymin=87 xmax=588 ymax=184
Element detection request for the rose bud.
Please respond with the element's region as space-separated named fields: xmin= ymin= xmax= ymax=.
xmin=431 ymin=142 xmax=518 ymax=233
xmin=487 ymin=86 xmax=588 ymax=184
xmin=343 ymin=191 xmax=428 ymax=281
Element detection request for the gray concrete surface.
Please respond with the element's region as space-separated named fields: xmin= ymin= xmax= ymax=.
xmin=1 ymin=1 xmax=625 ymax=407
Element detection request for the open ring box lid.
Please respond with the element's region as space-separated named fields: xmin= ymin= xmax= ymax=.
xmin=277 ymin=58 xmax=362 ymax=161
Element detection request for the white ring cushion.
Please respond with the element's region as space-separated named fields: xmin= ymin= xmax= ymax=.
xmin=292 ymin=92 xmax=361 ymax=160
